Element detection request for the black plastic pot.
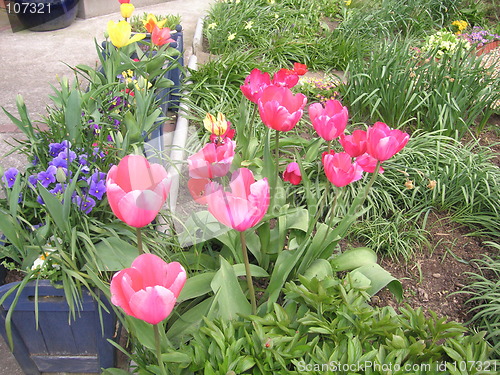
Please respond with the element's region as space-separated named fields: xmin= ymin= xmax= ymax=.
xmin=13 ymin=0 xmax=80 ymax=32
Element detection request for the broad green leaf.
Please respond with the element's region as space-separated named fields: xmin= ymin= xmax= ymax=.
xmin=210 ymin=256 xmax=251 ymax=320
xmin=177 ymin=272 xmax=215 ymax=303
xmin=233 ymin=264 xmax=269 ymax=278
xmin=303 ymin=259 xmax=333 ymax=280
xmin=330 ymin=247 xmax=378 ymax=271
xmin=65 ymin=89 xmax=82 ymax=144
xmin=167 ymin=297 xmax=214 ymax=341
xmin=93 ymin=237 xmax=139 ymax=271
xmin=351 ymin=263 xmax=403 ymax=302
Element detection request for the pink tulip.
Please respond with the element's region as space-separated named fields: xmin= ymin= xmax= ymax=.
xmin=151 ymin=26 xmax=175 ymax=46
xmin=356 ymin=153 xmax=384 ymax=174
xmin=188 ymin=178 xmax=211 ymax=205
xmin=366 ymin=122 xmax=409 ymax=161
xmin=106 ymin=155 xmax=170 ymax=228
xmin=272 ymin=68 xmax=299 ymax=88
xmin=205 ymin=168 xmax=270 ymax=232
xmin=322 ymin=151 xmax=363 ymax=187
xmin=339 ymin=129 xmax=367 ymax=157
xmin=240 ymin=68 xmax=271 ymax=103
xmin=257 ymin=85 xmax=307 ymax=132
xmin=309 ymin=99 xmax=348 ymax=141
xmin=187 ymin=140 xmax=235 ymax=179
xmin=283 ymin=162 xmax=302 ymax=185
xmin=110 ymin=253 xmax=186 ymax=325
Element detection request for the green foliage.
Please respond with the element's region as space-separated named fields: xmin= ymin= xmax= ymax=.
xmin=458 ymin=243 xmax=500 ymax=358
xmin=340 ymin=38 xmax=499 ymax=137
xmin=129 ymin=12 xmax=182 ymax=33
xmin=117 ymin=274 xmax=495 ymax=374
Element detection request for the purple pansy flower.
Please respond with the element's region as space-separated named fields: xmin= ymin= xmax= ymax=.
xmin=2 ymin=167 xmax=19 ymax=188
xmin=88 ymin=179 xmax=106 ymax=200
xmin=37 ymin=166 xmax=57 ymax=188
xmin=73 ymin=195 xmax=96 ymax=214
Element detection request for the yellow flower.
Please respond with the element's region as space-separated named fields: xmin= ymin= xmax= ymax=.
xmin=208 ymin=22 xmax=217 ymax=30
xmin=427 ymin=180 xmax=437 ymax=190
xmin=120 ymin=3 xmax=135 ymax=19
xmin=244 ymin=21 xmax=253 ymax=30
xmin=107 ymin=20 xmax=146 ymax=48
xmin=204 ymin=112 xmax=228 ymax=135
xmin=227 ymin=32 xmax=236 ymax=41
xmin=143 ymin=13 xmax=167 ymax=33
xmin=344 ymin=0 xmax=352 ymax=5
xmin=404 ymin=180 xmax=414 ymax=189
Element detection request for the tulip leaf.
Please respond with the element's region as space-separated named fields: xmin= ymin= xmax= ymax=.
xmin=167 ymin=297 xmax=214 ymax=343
xmin=37 ymin=184 xmax=68 ymax=234
xmin=177 ymin=272 xmax=215 ymax=303
xmin=210 ymin=256 xmax=251 ymax=320
xmin=64 ymin=89 xmax=82 ymax=144
xmin=93 ymin=237 xmax=139 ymax=271
xmin=233 ymin=264 xmax=269 ymax=278
xmin=350 ymin=263 xmax=403 ymax=302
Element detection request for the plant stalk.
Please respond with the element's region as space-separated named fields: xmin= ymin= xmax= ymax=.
xmin=154 ymin=323 xmax=167 ymax=375
xmin=240 ymin=231 xmax=257 ymax=314
xmin=136 ymin=227 xmax=144 ymax=254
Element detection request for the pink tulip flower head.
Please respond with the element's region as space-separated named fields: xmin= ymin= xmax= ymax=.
xmin=339 ymin=129 xmax=367 ymax=157
xmin=272 ymin=68 xmax=299 ymax=88
xmin=283 ymin=162 xmax=302 ymax=185
xmin=240 ymin=68 xmax=271 ymax=103
xmin=308 ymin=99 xmax=348 ymax=141
xmin=322 ymin=151 xmax=364 ymax=187
xmin=205 ymin=168 xmax=270 ymax=232
xmin=366 ymin=122 xmax=410 ymax=161
xmin=356 ymin=153 xmax=384 ymax=174
xmin=258 ymin=85 xmax=307 ymax=132
xmin=187 ymin=178 xmax=211 ymax=205
xmin=106 ymin=155 xmax=170 ymax=228
xmin=187 ymin=140 xmax=236 ymax=179
xmin=110 ymin=253 xmax=186 ymax=325
xmin=151 ymin=26 xmax=175 ymax=46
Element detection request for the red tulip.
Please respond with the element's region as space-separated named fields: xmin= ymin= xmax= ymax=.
xmin=258 ymin=85 xmax=307 ymax=132
xmin=106 ymin=155 xmax=170 ymax=228
xmin=110 ymin=253 xmax=186 ymax=325
xmin=283 ymin=162 xmax=302 ymax=185
xmin=272 ymin=68 xmax=299 ymax=88
xmin=293 ymin=62 xmax=308 ymax=76
xmin=118 ymin=0 xmax=130 ymax=3
xmin=151 ymin=26 xmax=175 ymax=46
xmin=309 ymin=99 xmax=348 ymax=141
xmin=187 ymin=140 xmax=235 ymax=179
xmin=205 ymin=168 xmax=270 ymax=232
xmin=339 ymin=129 xmax=367 ymax=157
xmin=356 ymin=153 xmax=384 ymax=174
xmin=366 ymin=122 xmax=409 ymax=161
xmin=240 ymin=68 xmax=271 ymax=103
xmin=188 ymin=178 xmax=211 ymax=205
xmin=322 ymin=151 xmax=363 ymax=187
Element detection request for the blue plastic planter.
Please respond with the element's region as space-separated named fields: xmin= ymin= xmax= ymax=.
xmin=13 ymin=0 xmax=81 ymax=32
xmin=0 ymin=280 xmax=116 ymax=374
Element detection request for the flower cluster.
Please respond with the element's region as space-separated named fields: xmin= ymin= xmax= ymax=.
xmin=451 ymin=20 xmax=468 ymax=34
xmin=421 ymin=30 xmax=471 ymax=58
xmin=1 ymin=141 xmax=108 ymax=215
xmin=298 ymin=75 xmax=342 ymax=103
xmin=458 ymin=26 xmax=500 ymax=48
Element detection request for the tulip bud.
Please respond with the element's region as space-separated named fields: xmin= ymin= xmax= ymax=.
xmin=56 ymin=167 xmax=67 ymax=183
xmin=120 ymin=3 xmax=135 ymax=19
xmin=203 ymin=112 xmax=228 ymax=136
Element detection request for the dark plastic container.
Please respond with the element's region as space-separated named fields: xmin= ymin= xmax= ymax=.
xmin=0 ymin=280 xmax=116 ymax=374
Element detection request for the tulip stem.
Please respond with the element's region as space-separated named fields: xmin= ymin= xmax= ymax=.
xmin=240 ymin=231 xmax=257 ymax=314
xmin=154 ymin=323 xmax=168 ymax=375
xmin=136 ymin=227 xmax=144 ymax=255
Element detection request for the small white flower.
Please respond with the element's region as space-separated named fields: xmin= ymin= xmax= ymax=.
xmin=244 ymin=21 xmax=253 ymax=30
xmin=227 ymin=32 xmax=236 ymax=41
xmin=208 ymin=22 xmax=217 ymax=30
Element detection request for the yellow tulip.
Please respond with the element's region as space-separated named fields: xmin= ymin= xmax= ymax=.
xmin=142 ymin=13 xmax=167 ymax=33
xmin=120 ymin=3 xmax=135 ymax=19
xmin=107 ymin=20 xmax=146 ymax=48
xmin=203 ymin=112 xmax=228 ymax=136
